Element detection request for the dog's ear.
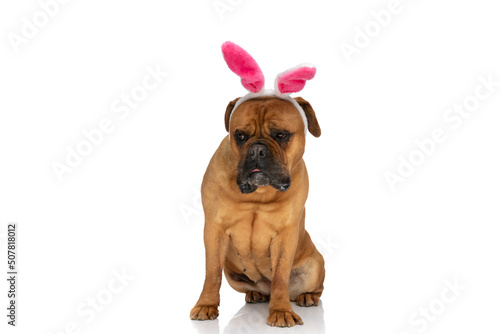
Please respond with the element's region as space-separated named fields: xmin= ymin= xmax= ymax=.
xmin=225 ymin=97 xmax=241 ymax=132
xmin=294 ymin=97 xmax=321 ymax=137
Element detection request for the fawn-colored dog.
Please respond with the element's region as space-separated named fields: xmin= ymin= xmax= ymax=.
xmin=190 ymin=42 xmax=325 ymax=327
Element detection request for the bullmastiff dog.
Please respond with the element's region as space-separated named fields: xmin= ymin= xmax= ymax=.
xmin=190 ymin=41 xmax=325 ymax=327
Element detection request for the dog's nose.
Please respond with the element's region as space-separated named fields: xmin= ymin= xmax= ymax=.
xmin=248 ymin=144 xmax=267 ymax=159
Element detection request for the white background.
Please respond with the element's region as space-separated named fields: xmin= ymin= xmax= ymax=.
xmin=1 ymin=0 xmax=499 ymax=333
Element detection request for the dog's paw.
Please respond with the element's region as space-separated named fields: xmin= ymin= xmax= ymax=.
xmin=245 ymin=291 xmax=269 ymax=303
xmin=190 ymin=305 xmax=219 ymax=320
xmin=295 ymin=292 xmax=321 ymax=307
xmin=267 ymin=309 xmax=303 ymax=327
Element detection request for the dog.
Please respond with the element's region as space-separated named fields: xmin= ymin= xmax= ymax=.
xmin=190 ymin=42 xmax=325 ymax=327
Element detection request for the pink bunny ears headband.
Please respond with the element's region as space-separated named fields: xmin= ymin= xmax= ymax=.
xmin=221 ymin=41 xmax=316 ymax=136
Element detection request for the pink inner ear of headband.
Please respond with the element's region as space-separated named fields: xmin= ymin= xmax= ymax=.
xmin=276 ymin=66 xmax=316 ymax=94
xmin=221 ymin=41 xmax=265 ymax=93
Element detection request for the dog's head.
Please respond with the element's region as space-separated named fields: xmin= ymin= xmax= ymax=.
xmin=219 ymin=41 xmax=321 ymax=193
xmin=225 ymin=96 xmax=321 ymax=194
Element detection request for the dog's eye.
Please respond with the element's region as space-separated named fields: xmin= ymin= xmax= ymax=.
xmin=234 ymin=131 xmax=247 ymax=144
xmin=276 ymin=133 xmax=288 ymax=140
xmin=273 ymin=131 xmax=291 ymax=142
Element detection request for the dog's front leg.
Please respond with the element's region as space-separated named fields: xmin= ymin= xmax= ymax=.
xmin=190 ymin=225 xmax=229 ymax=320
xmin=267 ymin=226 xmax=303 ymax=327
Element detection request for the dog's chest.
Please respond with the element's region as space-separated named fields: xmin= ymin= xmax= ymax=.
xmin=225 ymin=213 xmax=276 ymax=258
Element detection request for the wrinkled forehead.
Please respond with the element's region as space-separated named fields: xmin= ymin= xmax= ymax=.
xmin=230 ymin=98 xmax=305 ymax=134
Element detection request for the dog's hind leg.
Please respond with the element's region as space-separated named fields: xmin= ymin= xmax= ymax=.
xmin=245 ymin=291 xmax=269 ymax=303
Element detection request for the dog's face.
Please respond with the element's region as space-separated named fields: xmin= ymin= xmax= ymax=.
xmin=225 ymin=96 xmax=321 ymax=194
